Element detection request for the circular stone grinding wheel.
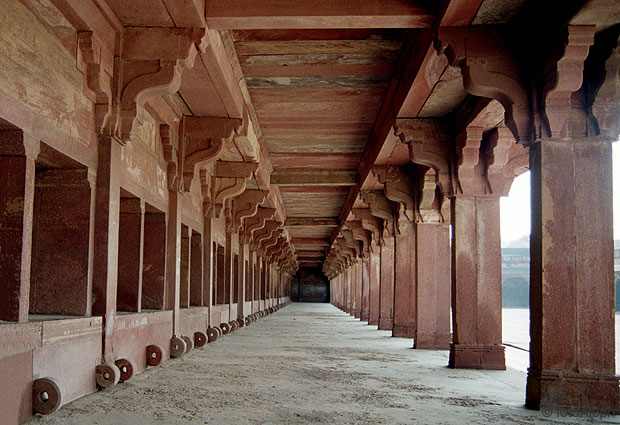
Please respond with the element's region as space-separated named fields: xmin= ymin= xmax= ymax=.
xmin=115 ymin=358 xmax=137 ymax=382
xmin=219 ymin=322 xmax=230 ymax=335
xmin=32 ymin=377 xmax=63 ymax=415
xmin=182 ymin=335 xmax=194 ymax=353
xmin=244 ymin=316 xmax=251 ymax=326
xmin=146 ymin=344 xmax=164 ymax=366
xmin=206 ymin=327 xmax=219 ymax=342
xmin=214 ymin=326 xmax=222 ymax=337
xmin=229 ymin=320 xmax=238 ymax=331
xmin=237 ymin=318 xmax=245 ymax=328
xmin=170 ymin=336 xmax=187 ymax=358
xmin=95 ymin=363 xmax=120 ymax=389
xmin=194 ymin=331 xmax=207 ymax=347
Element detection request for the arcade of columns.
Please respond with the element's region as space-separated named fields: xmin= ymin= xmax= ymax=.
xmin=0 ymin=0 xmax=619 ymax=423
xmin=325 ymin=24 xmax=620 ymax=412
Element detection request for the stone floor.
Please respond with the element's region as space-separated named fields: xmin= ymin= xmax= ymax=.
xmin=27 ymin=303 xmax=619 ymax=424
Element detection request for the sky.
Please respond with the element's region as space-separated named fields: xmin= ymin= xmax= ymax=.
xmin=499 ymin=142 xmax=620 ymax=244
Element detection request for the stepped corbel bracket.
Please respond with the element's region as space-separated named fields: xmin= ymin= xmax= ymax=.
xmin=341 ymin=229 xmax=361 ymax=261
xmin=181 ymin=116 xmax=243 ymax=192
xmin=351 ymin=208 xmax=382 ymax=251
xmin=347 ymin=221 xmax=371 ymax=257
xmin=252 ymin=220 xmax=281 ymax=253
xmin=543 ymin=26 xmax=596 ymax=138
xmin=455 ymin=126 xmax=484 ymax=195
xmin=418 ymin=168 xmax=444 ymax=223
xmin=160 ymin=124 xmax=182 ymax=192
xmin=484 ymin=126 xmax=515 ymax=196
xmin=244 ymin=208 xmax=276 ymax=245
xmin=77 ymin=32 xmax=112 ymax=136
xmin=436 ymin=27 xmax=531 ymax=144
xmin=232 ymin=190 xmax=269 ymax=234
xmin=200 ymin=169 xmax=215 ymax=218
xmin=589 ymin=31 xmax=620 ymax=141
xmin=117 ymin=27 xmax=204 ymax=144
xmin=372 ymin=165 xmax=416 ymax=224
xmin=360 ymin=191 xmax=394 ymax=243
xmin=394 ymin=119 xmax=452 ymax=196
xmin=213 ymin=161 xmax=259 ymax=218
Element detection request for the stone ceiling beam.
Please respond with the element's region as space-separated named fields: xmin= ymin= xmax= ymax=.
xmin=284 ymin=217 xmax=339 ymax=227
xmin=205 ymin=0 xmax=435 ymax=30
xmin=272 ymin=170 xmax=358 ymax=186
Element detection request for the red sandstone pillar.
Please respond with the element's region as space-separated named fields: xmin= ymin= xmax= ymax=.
xmin=449 ymin=195 xmax=504 ymax=369
xmin=165 ymin=188 xmax=182 ymax=335
xmin=360 ymin=258 xmax=370 ymax=321
xmin=92 ymin=136 xmax=122 ymax=361
xmin=237 ymin=241 xmax=247 ymax=318
xmin=378 ymin=237 xmax=395 ymax=330
xmin=354 ymin=262 xmax=363 ymax=319
xmin=414 ymin=223 xmax=451 ymax=349
xmin=526 ymin=138 xmax=619 ymax=411
xmin=202 ymin=212 xmax=214 ymax=323
xmin=368 ymin=251 xmax=380 ymax=325
xmin=392 ymin=226 xmax=416 ymax=338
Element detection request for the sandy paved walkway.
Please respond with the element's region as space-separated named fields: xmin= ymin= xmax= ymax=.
xmin=27 ymin=303 xmax=618 ymax=424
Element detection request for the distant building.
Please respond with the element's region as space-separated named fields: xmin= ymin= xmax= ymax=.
xmin=503 ymin=242 xmax=620 ymax=311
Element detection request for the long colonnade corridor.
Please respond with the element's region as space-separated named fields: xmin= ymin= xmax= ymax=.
xmin=25 ymin=304 xmax=599 ymax=425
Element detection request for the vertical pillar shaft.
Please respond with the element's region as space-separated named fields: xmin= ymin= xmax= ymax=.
xmin=450 ymin=195 xmax=504 ymax=369
xmin=368 ymin=252 xmax=380 ymax=325
xmin=393 ymin=233 xmax=416 ymax=337
xmin=414 ymin=223 xmax=451 ymax=349
xmin=378 ymin=237 xmax=395 ymax=330
xmin=526 ymin=138 xmax=619 ymax=411
xmin=165 ymin=189 xmax=181 ymax=335
xmin=237 ymin=241 xmax=247 ymax=318
xmin=92 ymin=137 xmax=121 ymax=361
xmin=202 ymin=214 xmax=213 ymax=322
xmin=360 ymin=257 xmax=370 ymax=321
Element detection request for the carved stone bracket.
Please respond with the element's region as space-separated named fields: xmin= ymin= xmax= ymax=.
xmin=342 ymin=229 xmax=361 ymax=260
xmin=437 ymin=27 xmax=531 ymax=144
xmin=213 ymin=161 xmax=258 ymax=218
xmin=484 ymin=126 xmax=515 ymax=196
xmin=181 ymin=116 xmax=243 ymax=191
xmin=418 ymin=168 xmax=445 ymax=223
xmin=231 ymin=190 xmax=269 ymax=234
xmin=394 ymin=119 xmax=452 ymax=196
xmin=360 ymin=191 xmax=394 ymax=242
xmin=244 ymin=208 xmax=276 ymax=244
xmin=161 ymin=124 xmax=181 ymax=191
xmin=351 ymin=208 xmax=382 ymax=251
xmin=77 ymin=32 xmax=112 ymax=136
xmin=347 ymin=221 xmax=371 ymax=257
xmin=543 ymin=26 xmax=596 ymax=138
xmin=372 ymin=165 xmax=416 ymax=223
xmin=455 ymin=126 xmax=484 ymax=194
xmin=586 ymin=29 xmax=620 ymax=141
xmin=117 ymin=27 xmax=204 ymax=143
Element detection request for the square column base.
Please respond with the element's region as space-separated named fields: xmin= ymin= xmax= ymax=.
xmin=526 ymin=368 xmax=620 ymax=413
xmin=414 ymin=331 xmax=450 ymax=350
xmin=352 ymin=308 xmax=359 ymax=318
xmin=378 ymin=318 xmax=393 ymax=331
xmin=449 ymin=343 xmax=505 ymax=370
xmin=360 ymin=311 xmax=369 ymax=322
xmin=392 ymin=323 xmax=415 ymax=338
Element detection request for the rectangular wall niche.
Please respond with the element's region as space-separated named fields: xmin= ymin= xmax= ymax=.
xmin=190 ymin=230 xmax=202 ymax=306
xmin=215 ymin=243 xmax=225 ymax=305
xmin=116 ymin=190 xmax=143 ymax=312
xmin=30 ymin=143 xmax=92 ymax=316
xmin=141 ymin=203 xmax=166 ymax=310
